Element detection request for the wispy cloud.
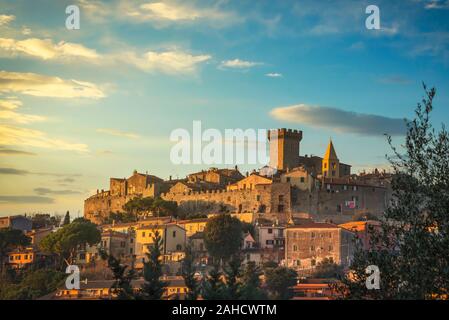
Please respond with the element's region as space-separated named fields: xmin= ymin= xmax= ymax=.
xmin=34 ymin=187 xmax=82 ymax=195
xmin=121 ymin=1 xmax=241 ymax=27
xmin=0 ymin=14 xmax=15 ymax=26
xmin=0 ymin=167 xmax=81 ymax=177
xmin=0 ymin=37 xmax=100 ymax=60
xmin=0 ymin=146 xmax=36 ymax=156
xmin=424 ymin=0 xmax=449 ymax=9
xmin=0 ymin=109 xmax=46 ymax=124
xmin=270 ymin=103 xmax=406 ymax=136
xmin=0 ymin=195 xmax=54 ymax=204
xmin=219 ymin=59 xmax=262 ymax=69
xmin=378 ymin=75 xmax=411 ymax=85
xmin=0 ymin=125 xmax=89 ymax=152
xmin=265 ymin=72 xmax=283 ymax=78
xmin=0 ymin=71 xmax=105 ymax=99
xmin=96 ymin=128 xmax=141 ymax=139
xmin=122 ymin=50 xmax=211 ymax=74
xmin=0 ymin=98 xmax=22 ymax=109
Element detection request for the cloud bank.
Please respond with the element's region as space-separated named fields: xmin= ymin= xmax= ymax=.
xmin=270 ymin=104 xmax=406 ymax=136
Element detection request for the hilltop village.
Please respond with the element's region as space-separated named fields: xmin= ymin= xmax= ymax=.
xmin=2 ymin=128 xmax=392 ymax=299
xmin=85 ymin=128 xmax=391 ymax=225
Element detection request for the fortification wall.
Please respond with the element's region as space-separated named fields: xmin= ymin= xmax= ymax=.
xmin=161 ymin=182 xmax=291 ymax=216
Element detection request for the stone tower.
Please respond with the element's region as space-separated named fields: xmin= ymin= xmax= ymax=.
xmin=268 ymin=128 xmax=303 ymax=171
xmin=322 ymin=139 xmax=339 ymax=178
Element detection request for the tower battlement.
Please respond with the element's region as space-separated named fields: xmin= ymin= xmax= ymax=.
xmin=268 ymin=128 xmax=303 ymax=172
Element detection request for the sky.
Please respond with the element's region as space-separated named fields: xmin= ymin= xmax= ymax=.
xmin=0 ymin=0 xmax=449 ymax=218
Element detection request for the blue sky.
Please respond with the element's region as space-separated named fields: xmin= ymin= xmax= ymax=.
xmin=0 ymin=0 xmax=449 ymax=217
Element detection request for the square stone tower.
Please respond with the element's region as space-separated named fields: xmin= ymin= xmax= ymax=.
xmin=268 ymin=128 xmax=303 ymax=172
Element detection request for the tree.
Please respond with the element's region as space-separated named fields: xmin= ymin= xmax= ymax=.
xmin=151 ymin=197 xmax=178 ymax=217
xmin=107 ymin=254 xmax=136 ymax=300
xmin=140 ymin=230 xmax=167 ymax=300
xmin=123 ymin=196 xmax=154 ymax=220
xmin=223 ymin=254 xmax=242 ymax=299
xmin=0 ymin=229 xmax=31 ymax=274
xmin=204 ymin=214 xmax=242 ymax=263
xmin=39 ymin=218 xmax=101 ymax=267
xmin=181 ymin=243 xmax=199 ymax=300
xmin=337 ymin=84 xmax=449 ymax=299
xmin=63 ymin=211 xmax=70 ymax=225
xmin=202 ymin=265 xmax=226 ymax=300
xmin=240 ymin=261 xmax=267 ymax=300
xmin=311 ymin=257 xmax=344 ymax=279
xmin=264 ymin=267 xmax=297 ymax=300
xmin=30 ymin=214 xmax=61 ymax=229
xmin=0 ymin=269 xmax=65 ymax=300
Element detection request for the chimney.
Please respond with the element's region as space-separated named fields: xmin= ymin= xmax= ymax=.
xmin=169 ymin=175 xmax=172 ymax=181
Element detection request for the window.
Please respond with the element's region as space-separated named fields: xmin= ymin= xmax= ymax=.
xmin=173 ymin=231 xmax=176 ymax=238
xmin=130 ymin=238 xmax=134 ymax=243
xmin=311 ymin=232 xmax=315 ymax=238
xmin=130 ymin=248 xmax=133 ymax=254
xmin=24 ymin=255 xmax=28 ymax=260
xmin=256 ymin=195 xmax=261 ymax=201
xmin=293 ymin=245 xmax=298 ymax=252
xmin=324 ymin=163 xmax=327 ymax=169
xmin=279 ymin=195 xmax=284 ymax=202
xmin=337 ymin=204 xmax=342 ymax=213
xmin=268 ymin=228 xmax=273 ymax=234
xmin=332 ymin=170 xmax=336 ymax=176
xmin=311 ymin=259 xmax=316 ymax=266
xmin=120 ymin=241 xmax=125 ymax=248
xmin=286 ymin=177 xmax=291 ymax=182
xmin=328 ymin=245 xmax=333 ymax=251
xmin=343 ymin=185 xmax=347 ymax=191
xmin=310 ymin=245 xmax=315 ymax=252
xmin=176 ymin=244 xmax=182 ymax=250
xmin=266 ymin=240 xmax=274 ymax=245
xmin=142 ymin=232 xmax=146 ymax=238
xmin=278 ymin=205 xmax=284 ymax=212
xmin=300 ymin=177 xmax=305 ymax=183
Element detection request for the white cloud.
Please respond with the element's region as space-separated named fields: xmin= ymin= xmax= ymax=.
xmin=0 ymin=109 xmax=46 ymax=124
xmin=265 ymin=72 xmax=282 ymax=78
xmin=0 ymin=71 xmax=105 ymax=99
xmin=0 ymin=37 xmax=100 ymax=60
xmin=0 ymin=14 xmax=15 ymax=26
xmin=0 ymin=124 xmax=88 ymax=152
xmin=220 ymin=59 xmax=262 ymax=69
xmin=0 ymin=99 xmax=22 ymax=109
xmin=123 ymin=50 xmax=211 ymax=74
xmin=96 ymin=128 xmax=140 ymax=139
xmin=123 ymin=1 xmax=239 ymax=26
xmin=425 ymin=0 xmax=449 ymax=9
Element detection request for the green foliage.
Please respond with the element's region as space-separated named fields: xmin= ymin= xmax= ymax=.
xmin=63 ymin=211 xmax=70 ymax=225
xmin=201 ymin=265 xmax=226 ymax=300
xmin=204 ymin=214 xmax=242 ymax=262
xmin=123 ymin=196 xmax=178 ymax=218
xmin=311 ymin=257 xmax=344 ymax=279
xmin=264 ymin=266 xmax=297 ymax=300
xmin=31 ymin=213 xmax=61 ymax=229
xmin=141 ymin=230 xmax=167 ymax=299
xmin=104 ymin=211 xmax=137 ymax=224
xmin=107 ymin=254 xmax=136 ymax=300
xmin=222 ymin=255 xmax=242 ymax=299
xmin=352 ymin=212 xmax=379 ymax=221
xmin=0 ymin=229 xmax=31 ymax=273
xmin=242 ymin=222 xmax=256 ymax=238
xmin=338 ymin=85 xmax=449 ymax=299
xmin=0 ymin=269 xmax=65 ymax=300
xmin=39 ymin=218 xmax=101 ymax=266
xmin=181 ymin=243 xmax=199 ymax=300
xmin=240 ymin=261 xmax=267 ymax=300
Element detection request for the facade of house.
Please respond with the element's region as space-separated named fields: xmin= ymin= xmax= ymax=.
xmin=285 ymin=222 xmax=355 ymax=273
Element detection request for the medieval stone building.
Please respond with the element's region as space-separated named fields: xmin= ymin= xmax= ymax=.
xmin=84 ymin=128 xmax=391 ymax=225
